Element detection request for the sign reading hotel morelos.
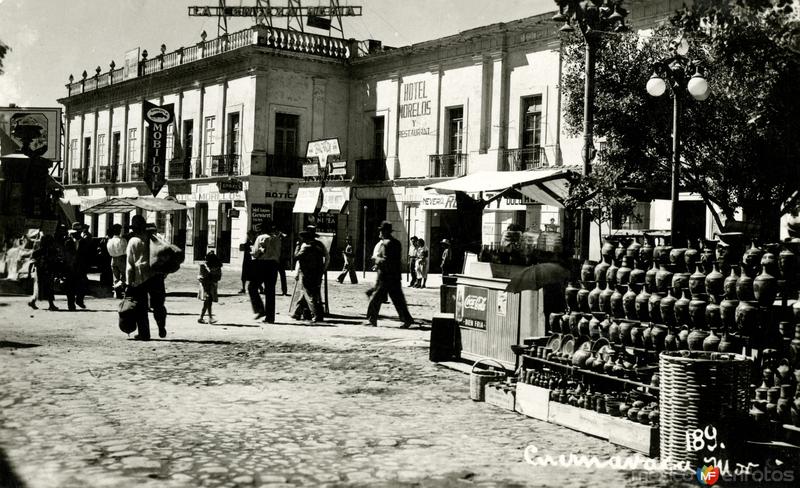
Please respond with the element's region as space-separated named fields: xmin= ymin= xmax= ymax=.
xmin=398 ymin=80 xmax=431 ymax=138
xmin=143 ymin=101 xmax=175 ymax=197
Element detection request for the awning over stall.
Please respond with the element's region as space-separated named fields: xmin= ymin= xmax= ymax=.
xmin=320 ymin=186 xmax=350 ymax=213
xmin=82 ymin=196 xmax=187 ymax=214
xmin=292 ymin=186 xmax=322 ymax=214
xmin=424 ymin=168 xmax=576 ymax=208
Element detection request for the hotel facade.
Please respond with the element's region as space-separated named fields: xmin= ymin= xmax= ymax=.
xmin=59 ymin=1 xmax=687 ymax=270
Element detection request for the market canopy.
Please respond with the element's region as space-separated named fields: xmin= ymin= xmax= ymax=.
xmin=82 ymin=196 xmax=187 ymax=214
xmin=424 ymin=168 xmax=577 ymax=208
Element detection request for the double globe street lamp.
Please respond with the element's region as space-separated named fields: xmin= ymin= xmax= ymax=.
xmin=645 ymin=37 xmax=711 ymax=247
xmin=552 ymin=0 xmax=628 ymax=263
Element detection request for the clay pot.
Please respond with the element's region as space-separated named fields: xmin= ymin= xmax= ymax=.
xmin=677 ymin=325 xmax=690 ymax=349
xmin=688 ymin=329 xmax=710 ymax=351
xmin=572 ymin=349 xmax=591 ymax=368
xmin=629 ymin=266 xmax=646 ymax=286
xmin=578 ymin=282 xmax=591 ymax=313
xmin=568 ymin=312 xmax=582 ymax=335
xmin=743 ymin=242 xmax=764 ymax=274
xmin=610 ymin=285 xmax=625 ymax=319
xmin=689 ymin=264 xmax=707 ymax=297
xmin=630 ymin=325 xmax=644 ymax=348
xmin=793 ymin=291 xmax=800 ymax=324
xmin=623 ymin=284 xmax=639 ymax=320
xmin=601 ymin=238 xmax=617 ymax=262
xmin=718 ymin=331 xmax=739 ymax=353
xmin=705 ymin=301 xmax=722 ymax=330
xmin=549 ymin=312 xmax=565 ymax=334
xmin=600 ymin=315 xmax=611 ymax=339
xmin=688 ymin=294 xmax=708 ymax=329
xmin=753 ymin=269 xmax=778 ymax=307
xmin=587 ymin=314 xmax=601 ymax=338
xmin=617 ymin=256 xmax=632 ymax=286
xmin=685 ymin=245 xmax=700 ymax=269
xmin=736 ymin=269 xmax=755 ymax=301
xmin=777 ymin=384 xmax=792 ymax=423
xmin=654 ymin=242 xmax=671 ymax=266
xmin=651 ymin=324 xmax=668 ymax=352
xmin=659 ymin=289 xmax=678 ymax=327
xmin=735 ymin=300 xmax=759 ymax=336
xmin=705 ymin=262 xmax=725 ymax=299
xmin=635 ymin=287 xmax=651 ymax=322
xmin=640 ymin=236 xmax=654 ymax=268
xmin=565 ymin=282 xmax=580 ymax=312
xmin=700 ymin=240 xmax=716 ymax=273
xmin=619 ymin=321 xmax=634 ymax=346
xmin=606 ymin=260 xmax=620 ymax=288
xmin=581 ymin=260 xmax=596 ymax=284
xmin=720 ymin=298 xmax=739 ymax=331
xmin=648 ymin=292 xmax=664 ymax=324
xmin=614 ymin=241 xmax=627 ymax=264
xmin=723 ymin=267 xmax=739 ymax=300
xmin=655 ymin=264 xmax=674 ymax=294
xmin=703 ymin=329 xmax=721 ymax=352
xmin=627 ymin=240 xmax=642 ymax=262
xmin=664 ymin=327 xmax=679 ymax=351
xmin=588 ymin=281 xmax=602 ymax=313
xmin=672 ymin=272 xmax=691 ymax=298
xmin=599 ymin=284 xmax=615 ymax=314
xmin=609 ymin=319 xmax=621 ymax=344
xmin=641 ymin=324 xmax=653 ymax=349
xmin=674 ymin=289 xmax=691 ymax=326
xmin=594 ymin=258 xmax=611 ymax=286
xmin=670 ymin=247 xmax=688 ymax=273
xmin=645 ymin=262 xmax=658 ymax=291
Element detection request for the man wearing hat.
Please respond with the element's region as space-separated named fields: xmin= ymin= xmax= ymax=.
xmin=440 ymin=238 xmax=453 ymax=276
xmin=125 ymin=216 xmax=167 ymax=340
xmin=63 ymin=222 xmax=90 ymax=310
xmin=249 ymin=218 xmax=282 ymax=323
xmin=291 ymin=227 xmax=326 ymax=322
xmin=365 ymin=221 xmax=414 ymax=328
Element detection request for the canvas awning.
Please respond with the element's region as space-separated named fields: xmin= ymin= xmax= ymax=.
xmin=82 ymin=196 xmax=187 ymax=214
xmin=425 ymin=168 xmax=577 ymax=208
xmin=293 ymin=186 xmax=321 ymax=214
xmin=320 ymin=186 xmax=350 ymax=213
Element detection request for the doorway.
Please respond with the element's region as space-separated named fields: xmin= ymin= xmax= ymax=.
xmin=217 ymin=202 xmax=232 ymax=263
xmin=273 ymin=201 xmax=295 ymax=269
xmin=357 ymin=199 xmax=387 ymax=271
xmin=193 ymin=202 xmax=208 ymax=261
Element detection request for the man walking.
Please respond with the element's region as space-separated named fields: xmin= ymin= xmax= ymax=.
xmin=125 ymin=215 xmax=166 ymax=340
xmin=144 ymin=223 xmax=168 ymax=337
xmin=337 ymin=236 xmax=358 ymax=284
xmin=64 ymin=222 xmax=89 ymax=310
xmin=106 ymin=224 xmax=128 ymax=298
xmin=249 ymin=219 xmax=281 ymax=324
xmin=291 ymin=228 xmax=326 ymax=322
xmin=408 ymin=236 xmax=419 ymax=287
xmin=365 ymin=221 xmax=414 ymax=328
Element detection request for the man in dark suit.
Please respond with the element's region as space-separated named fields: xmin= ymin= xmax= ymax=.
xmin=365 ymin=221 xmax=414 ymax=328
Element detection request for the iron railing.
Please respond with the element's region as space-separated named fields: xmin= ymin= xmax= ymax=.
xmin=211 ymin=154 xmax=240 ymax=176
xmin=129 ymin=163 xmax=144 ymax=181
xmin=502 ymin=147 xmax=548 ymax=171
xmin=70 ymin=167 xmax=89 ymax=185
xmin=169 ymin=157 xmax=195 ymax=180
xmin=429 ymin=153 xmax=467 ymax=178
xmin=98 ymin=165 xmax=118 ymax=183
xmin=355 ymin=158 xmax=387 ymax=181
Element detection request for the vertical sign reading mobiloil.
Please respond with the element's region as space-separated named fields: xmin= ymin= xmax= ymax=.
xmin=142 ymin=101 xmax=175 ymax=196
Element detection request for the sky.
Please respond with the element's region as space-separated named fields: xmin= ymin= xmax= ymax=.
xmin=0 ymin=0 xmax=555 ymax=108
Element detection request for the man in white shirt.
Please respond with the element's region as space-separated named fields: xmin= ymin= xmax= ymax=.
xmin=106 ymin=224 xmax=128 ymax=298
xmin=249 ymin=218 xmax=282 ymax=323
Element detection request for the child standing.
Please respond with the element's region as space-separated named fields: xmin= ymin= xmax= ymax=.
xmin=198 ymin=252 xmax=222 ymax=324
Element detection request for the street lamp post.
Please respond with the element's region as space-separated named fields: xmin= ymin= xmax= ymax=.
xmin=552 ymin=0 xmax=629 ymax=263
xmin=645 ymin=38 xmax=710 ymax=247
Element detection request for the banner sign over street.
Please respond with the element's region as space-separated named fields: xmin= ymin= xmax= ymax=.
xmin=142 ymin=101 xmax=175 ymax=197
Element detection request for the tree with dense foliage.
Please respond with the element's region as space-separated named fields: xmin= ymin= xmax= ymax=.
xmin=0 ymin=40 xmax=9 ymax=76
xmin=561 ymin=0 xmax=800 ymax=241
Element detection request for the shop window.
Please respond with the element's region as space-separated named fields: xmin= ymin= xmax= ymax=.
xmin=275 ymin=112 xmax=299 ymax=162
xmin=521 ymin=95 xmax=542 ymax=150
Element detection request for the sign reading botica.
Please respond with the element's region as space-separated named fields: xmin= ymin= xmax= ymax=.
xmin=143 ymin=101 xmax=175 ymax=197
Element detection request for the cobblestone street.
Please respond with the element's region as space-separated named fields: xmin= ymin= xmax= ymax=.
xmin=0 ymin=270 xmax=690 ymax=487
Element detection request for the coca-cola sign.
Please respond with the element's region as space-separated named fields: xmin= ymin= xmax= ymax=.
xmin=458 ymin=285 xmax=488 ymax=330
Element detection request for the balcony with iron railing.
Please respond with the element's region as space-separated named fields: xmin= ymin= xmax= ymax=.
xmin=502 ymin=147 xmax=549 ymax=171
xmin=70 ymin=167 xmax=89 ymax=185
xmin=263 ymin=154 xmax=304 ymax=178
xmin=129 ymin=163 xmax=144 ymax=182
xmin=211 ymin=154 xmax=240 ymax=177
xmin=429 ymin=153 xmax=467 ymax=178
xmin=355 ymin=158 xmax=387 ymax=182
xmin=65 ymin=26 xmax=354 ymax=97
xmin=98 ymin=165 xmax=118 ymax=183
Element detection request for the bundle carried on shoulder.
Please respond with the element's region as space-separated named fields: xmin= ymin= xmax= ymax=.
xmin=149 ymin=234 xmax=184 ymax=275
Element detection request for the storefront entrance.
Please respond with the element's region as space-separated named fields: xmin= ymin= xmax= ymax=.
xmin=358 ymin=199 xmax=386 ymax=271
xmin=193 ymin=203 xmax=208 ymax=261
xmin=216 ymin=202 xmax=232 ymax=263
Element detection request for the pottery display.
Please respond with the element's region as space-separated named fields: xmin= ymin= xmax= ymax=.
xmin=674 ymin=289 xmax=691 ymax=326
xmin=581 ymin=260 xmax=596 ymax=285
xmin=689 ymin=264 xmax=707 ymax=296
xmin=635 ymin=287 xmax=651 ymax=322
xmin=659 ymin=289 xmax=678 ymax=327
xmin=577 ymin=282 xmax=591 ymax=313
xmin=705 ymin=262 xmax=725 ymax=299
xmin=588 ymin=282 xmax=602 ymax=313
xmin=688 ymin=328 xmax=710 ymax=351
xmin=648 ymin=292 xmax=664 ymax=324
xmin=655 ymin=264 xmax=674 ymax=294
xmin=736 ymin=269 xmax=755 ymax=301
xmin=753 ymin=268 xmax=778 ymax=307
xmin=623 ymin=284 xmax=638 ymax=320
xmin=599 ymin=284 xmax=615 ymax=314
xmin=723 ymin=267 xmax=739 ymax=300
xmin=688 ymin=294 xmax=709 ymax=329
xmin=735 ymin=300 xmax=759 ymax=335
xmin=610 ymin=285 xmax=625 ymax=319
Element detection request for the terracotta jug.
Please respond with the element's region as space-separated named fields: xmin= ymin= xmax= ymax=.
xmin=599 ymin=284 xmax=615 ymax=314
xmin=609 ymin=319 xmax=621 ymax=344
xmin=688 ymin=328 xmax=710 ymax=351
xmin=688 ymin=294 xmax=708 ymax=329
xmin=672 ymin=272 xmax=691 ymax=298
xmin=577 ymin=282 xmax=591 ymax=313
xmin=565 ymin=282 xmax=580 ymax=311
xmin=610 ymin=285 xmax=625 ymax=319
xmin=587 ymin=314 xmax=601 ymax=338
xmin=594 ymin=257 xmax=611 ymax=286
xmin=651 ymin=324 xmax=668 ymax=352
xmin=640 ymin=236 xmax=654 ymax=268
xmin=600 ymin=315 xmax=611 ymax=339
xmin=588 ymin=281 xmax=602 ymax=313
xmin=627 ymin=239 xmax=642 ymax=261
xmin=619 ymin=321 xmax=634 ymax=346
xmin=705 ymin=301 xmax=722 ymax=330
xmin=648 ymin=292 xmax=664 ymax=324
xmin=656 ymin=264 xmax=674 ymax=294
xmin=703 ymin=329 xmax=721 ymax=352
xmin=735 ymin=300 xmax=759 ymax=335
xmin=723 ymin=267 xmax=739 ymax=300
xmin=670 ymin=247 xmax=687 ymax=273
xmin=743 ymin=242 xmax=764 ymax=276
xmin=674 ymin=289 xmax=691 ymax=326
xmin=606 ymin=259 xmax=620 ymax=288
xmin=617 ymin=256 xmax=632 ymax=286
xmin=753 ymin=268 xmax=778 ymax=307
xmin=549 ymin=312 xmax=565 ymax=333
xmin=761 ymin=244 xmax=780 ymax=277
xmin=601 ymin=238 xmax=617 ymax=262
xmin=705 ymin=262 xmax=725 ymax=299
xmin=718 ymin=331 xmax=739 ymax=353
xmin=629 ymin=266 xmax=646 ymax=286
xmin=736 ymin=268 xmax=755 ymax=301
xmin=720 ymin=298 xmax=739 ymax=331
xmin=623 ymin=284 xmax=639 ymax=320
xmin=645 ymin=262 xmax=658 ymax=291
xmin=581 ymin=260 xmax=596 ymax=284
xmin=660 ymin=289 xmax=678 ymax=327
xmin=689 ymin=264 xmax=707 ymax=296
xmin=700 ymin=240 xmax=716 ymax=273
xmin=663 ymin=327 xmax=679 ymax=351
xmin=635 ymin=286 xmax=651 ymax=322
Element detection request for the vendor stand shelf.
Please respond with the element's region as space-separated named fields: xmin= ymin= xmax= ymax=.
xmin=521 ymin=355 xmax=659 ymax=394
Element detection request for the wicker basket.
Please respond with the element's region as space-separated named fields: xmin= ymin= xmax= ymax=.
xmin=659 ymin=351 xmax=750 ymax=468
xmin=469 ymin=358 xmax=506 ymax=401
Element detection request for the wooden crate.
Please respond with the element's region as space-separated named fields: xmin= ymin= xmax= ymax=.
xmin=514 ymin=383 xmax=550 ymax=421
xmin=484 ymin=382 xmax=516 ymax=411
xmin=547 ymin=402 xmax=659 ymax=456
